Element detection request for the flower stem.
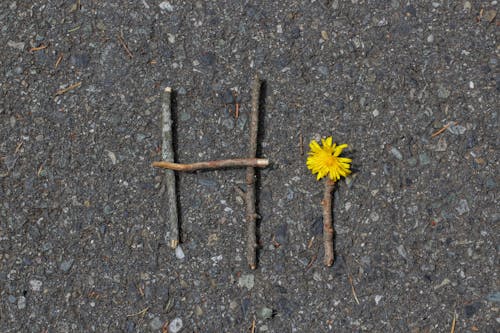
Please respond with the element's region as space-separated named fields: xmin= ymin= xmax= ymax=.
xmin=322 ymin=179 xmax=335 ymax=266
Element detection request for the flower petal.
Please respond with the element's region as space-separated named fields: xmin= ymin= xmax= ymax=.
xmin=309 ymin=140 xmax=321 ymax=151
xmin=306 ymin=138 xmax=352 ymax=181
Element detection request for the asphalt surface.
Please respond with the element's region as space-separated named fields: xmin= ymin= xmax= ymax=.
xmin=1 ymin=1 xmax=498 ymax=332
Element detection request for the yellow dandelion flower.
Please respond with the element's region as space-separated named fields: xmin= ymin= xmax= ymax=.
xmin=306 ymin=136 xmax=352 ymax=181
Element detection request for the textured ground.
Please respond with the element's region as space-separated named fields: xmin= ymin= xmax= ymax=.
xmin=1 ymin=1 xmax=498 ymax=332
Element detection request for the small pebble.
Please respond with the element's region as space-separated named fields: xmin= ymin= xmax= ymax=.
xmin=372 ymin=109 xmax=380 ymax=117
xmin=135 ymin=133 xmax=146 ymax=142
xmin=106 ymin=150 xmax=117 ymax=165
xmin=469 ymin=81 xmax=474 ymax=89
xmin=7 ymin=40 xmax=25 ymax=51
xmin=236 ymin=113 xmax=248 ymax=131
xmin=222 ymin=118 xmax=234 ymax=130
xmin=18 ymin=296 xmax=26 ymax=309
xmin=483 ymin=10 xmax=497 ymax=23
xmin=427 ymin=34 xmax=434 ymax=43
xmin=229 ymin=300 xmax=238 ymax=310
xmin=485 ymin=177 xmax=496 ymax=190
xmin=175 ymin=245 xmax=185 ymax=260
xmin=336 ymin=99 xmax=345 ymax=111
xmin=103 ymin=205 xmax=113 ymax=215
xmin=168 ymin=318 xmax=183 ymax=333
xmin=434 ymin=278 xmax=451 ymax=289
xmin=274 ymin=224 xmax=288 ymax=245
xmin=199 ymin=52 xmax=216 ymax=66
xmin=419 ymin=153 xmax=430 ymax=165
xmin=396 ymin=245 xmax=408 ymax=260
xmin=464 ymin=302 xmax=481 ymax=318
xmin=159 ymin=1 xmax=174 ymax=12
xmin=125 ymin=321 xmax=135 ymax=333
xmin=238 ymin=274 xmax=255 ymax=290
xmin=390 ymin=147 xmax=403 ymax=160
xmin=195 ymin=305 xmax=203 ymax=316
xmin=374 ymin=295 xmax=383 ymax=305
xmin=407 ymin=157 xmax=417 ymax=167
xmin=455 ymin=199 xmax=470 ymax=215
xmin=8 ymin=295 xmax=16 ymax=303
xmin=256 ymin=306 xmax=273 ymax=320
xmin=198 ymin=178 xmax=218 ymax=189
xmin=370 ymin=212 xmax=380 ymax=222
xmin=486 ymin=291 xmax=500 ymax=303
xmin=60 ymin=259 xmax=74 ymax=273
xmin=29 ymin=279 xmax=42 ymax=292
xmin=433 ymin=137 xmax=447 ymax=152
xmin=222 ymin=89 xmax=234 ymax=104
xmin=447 ymin=124 xmax=466 ymax=135
xmin=210 ymin=255 xmax=223 ymax=263
xmin=69 ymin=54 xmax=90 ymax=68
xmin=359 ymin=96 xmax=366 ymax=108
xmin=310 ymin=217 xmax=323 ymax=236
xmin=241 ymin=297 xmax=251 ymax=317
xmin=317 ymin=66 xmax=329 ymax=76
xmin=437 ymin=85 xmax=450 ymax=99
xmin=150 ymin=317 xmax=163 ymax=331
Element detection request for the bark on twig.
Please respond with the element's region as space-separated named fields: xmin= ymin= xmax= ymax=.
xmin=322 ymin=179 xmax=335 ymax=266
xmin=152 ymin=158 xmax=268 ymax=171
xmin=246 ymin=75 xmax=261 ymax=269
xmin=161 ymin=87 xmax=179 ymax=249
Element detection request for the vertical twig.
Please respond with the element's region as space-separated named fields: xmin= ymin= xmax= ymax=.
xmin=246 ymin=75 xmax=261 ymax=269
xmin=161 ymin=87 xmax=179 ymax=249
xmin=322 ymin=179 xmax=335 ymax=266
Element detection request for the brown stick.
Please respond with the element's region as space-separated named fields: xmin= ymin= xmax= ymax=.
xmin=246 ymin=74 xmax=261 ymax=269
xmin=55 ymin=82 xmax=81 ymax=96
xmin=118 ymin=32 xmax=133 ymax=59
xmin=161 ymin=87 xmax=179 ymax=249
xmin=430 ymin=121 xmax=457 ymax=138
xmin=322 ymin=179 xmax=335 ymax=266
xmin=152 ymin=158 xmax=268 ymax=171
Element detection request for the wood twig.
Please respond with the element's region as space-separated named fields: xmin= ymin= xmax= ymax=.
xmin=431 ymin=121 xmax=456 ymax=138
xmin=245 ymin=75 xmax=261 ymax=269
xmin=54 ymin=54 xmax=63 ymax=69
xmin=152 ymin=158 xmax=268 ymax=171
xmin=250 ymin=319 xmax=256 ymax=333
xmin=126 ymin=307 xmax=149 ymax=317
xmin=118 ymin=32 xmax=133 ymax=59
xmin=322 ymin=179 xmax=335 ymax=266
xmin=298 ymin=132 xmax=304 ymax=155
xmin=450 ymin=310 xmax=456 ymax=333
xmin=29 ymin=44 xmax=48 ymax=52
xmin=161 ymin=87 xmax=179 ymax=249
xmin=55 ymin=82 xmax=81 ymax=96
xmin=348 ymin=274 xmax=360 ymax=305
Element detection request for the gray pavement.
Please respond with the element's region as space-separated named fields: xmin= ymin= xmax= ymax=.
xmin=1 ymin=1 xmax=498 ymax=332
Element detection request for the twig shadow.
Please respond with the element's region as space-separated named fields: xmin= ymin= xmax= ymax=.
xmin=254 ymin=79 xmax=267 ymax=267
xmin=170 ymin=89 xmax=184 ymax=243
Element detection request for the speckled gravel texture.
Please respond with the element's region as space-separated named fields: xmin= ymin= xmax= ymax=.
xmin=1 ymin=1 xmax=498 ymax=332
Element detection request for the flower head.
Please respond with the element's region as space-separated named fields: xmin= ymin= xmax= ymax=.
xmin=306 ymin=136 xmax=352 ymax=181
